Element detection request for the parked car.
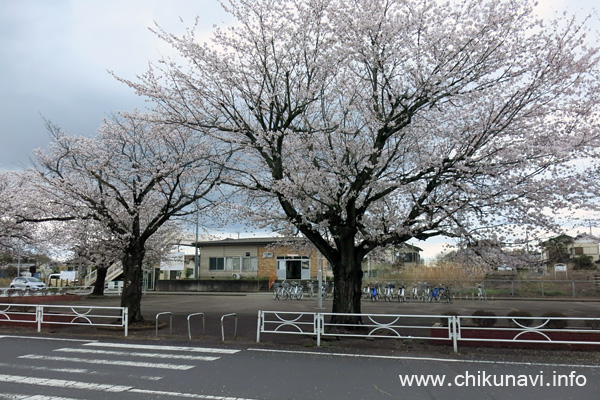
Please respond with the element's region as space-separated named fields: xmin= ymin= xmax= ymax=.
xmin=10 ymin=277 xmax=47 ymax=291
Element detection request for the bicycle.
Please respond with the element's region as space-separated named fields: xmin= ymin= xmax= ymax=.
xmin=397 ymin=285 xmax=406 ymax=302
xmin=289 ymin=282 xmax=304 ymax=300
xmin=272 ymin=281 xmax=287 ymax=300
xmin=439 ymin=285 xmax=452 ymax=303
xmin=321 ymin=282 xmax=333 ymax=299
xmin=383 ymin=282 xmax=395 ymax=302
xmin=411 ymin=285 xmax=418 ymax=301
xmin=368 ymin=283 xmax=378 ymax=301
xmin=420 ymin=283 xmax=431 ymax=302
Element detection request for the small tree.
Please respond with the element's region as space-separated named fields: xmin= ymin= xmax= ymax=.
xmin=23 ymin=113 xmax=227 ymax=322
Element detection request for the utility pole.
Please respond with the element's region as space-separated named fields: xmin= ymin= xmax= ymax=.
xmin=194 ymin=206 xmax=199 ymax=279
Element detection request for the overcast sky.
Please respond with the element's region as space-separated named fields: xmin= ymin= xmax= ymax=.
xmin=0 ymin=0 xmax=231 ymax=170
xmin=0 ymin=0 xmax=597 ymax=257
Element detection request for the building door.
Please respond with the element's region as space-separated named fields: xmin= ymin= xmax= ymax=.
xmin=286 ymin=260 xmax=302 ymax=280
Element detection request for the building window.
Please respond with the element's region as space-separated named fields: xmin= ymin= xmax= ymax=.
xmin=209 ymin=257 xmax=225 ymax=270
xmin=209 ymin=256 xmax=257 ymax=272
xmin=241 ymin=257 xmax=258 ymax=272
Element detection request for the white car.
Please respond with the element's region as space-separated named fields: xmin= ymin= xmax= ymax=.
xmin=10 ymin=277 xmax=47 ymax=291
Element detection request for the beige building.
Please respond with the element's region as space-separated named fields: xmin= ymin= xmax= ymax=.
xmin=194 ymin=237 xmax=329 ymax=280
xmin=541 ymin=233 xmax=600 ymax=264
xmin=566 ymin=234 xmax=600 ymax=262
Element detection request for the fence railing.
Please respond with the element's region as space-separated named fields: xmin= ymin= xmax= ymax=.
xmin=0 ymin=303 xmax=128 ymax=336
xmin=319 ymin=313 xmax=454 ymax=347
xmin=257 ymin=311 xmax=319 ymax=343
xmin=455 ymin=315 xmax=600 ymax=349
xmin=257 ymin=311 xmax=600 ymax=351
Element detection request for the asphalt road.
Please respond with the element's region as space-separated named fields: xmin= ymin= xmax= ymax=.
xmin=0 ymin=334 xmax=599 ymax=399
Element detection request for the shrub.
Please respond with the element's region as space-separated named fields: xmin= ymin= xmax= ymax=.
xmin=541 ymin=312 xmax=568 ymax=329
xmin=439 ymin=311 xmax=459 ymax=327
xmin=471 ymin=310 xmax=497 ymax=327
xmin=584 ymin=319 xmax=600 ymax=330
xmin=506 ymin=310 xmax=534 ymax=328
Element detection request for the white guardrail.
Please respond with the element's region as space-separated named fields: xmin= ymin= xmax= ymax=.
xmin=257 ymin=311 xmax=600 ymax=351
xmin=0 ymin=303 xmax=128 ymax=336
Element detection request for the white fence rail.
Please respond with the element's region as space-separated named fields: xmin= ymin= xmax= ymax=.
xmin=0 ymin=303 xmax=128 ymax=336
xmin=257 ymin=311 xmax=319 ymax=343
xmin=455 ymin=315 xmax=600 ymax=349
xmin=257 ymin=311 xmax=600 ymax=351
xmin=319 ymin=312 xmax=454 ymax=348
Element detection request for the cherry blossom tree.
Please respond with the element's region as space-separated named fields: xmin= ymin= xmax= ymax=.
xmin=0 ymin=171 xmax=35 ymax=251
xmin=121 ymin=0 xmax=600 ymax=320
xmin=26 ymin=113 xmax=226 ymax=322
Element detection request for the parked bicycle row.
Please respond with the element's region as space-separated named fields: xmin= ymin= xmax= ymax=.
xmin=270 ymin=281 xmax=486 ymax=303
xmin=363 ymin=282 xmax=453 ymax=303
xmin=271 ymin=281 xmax=333 ymax=300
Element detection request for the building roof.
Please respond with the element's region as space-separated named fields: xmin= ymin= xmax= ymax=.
xmin=192 ymin=236 xmax=305 ymax=248
xmin=192 ymin=237 xmax=422 ymax=253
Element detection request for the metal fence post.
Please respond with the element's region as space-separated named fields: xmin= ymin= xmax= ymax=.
xmin=316 ymin=313 xmax=321 ymax=347
xmin=256 ymin=311 xmax=262 ymax=343
xmin=452 ymin=315 xmax=458 ymax=353
xmin=37 ymin=305 xmax=42 ymax=333
xmin=123 ymin=307 xmax=128 ymax=337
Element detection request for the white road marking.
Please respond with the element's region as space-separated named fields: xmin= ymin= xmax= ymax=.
xmin=83 ymin=342 xmax=240 ymax=354
xmin=128 ymin=388 xmax=257 ymax=399
xmin=0 ymin=335 xmax=95 ymax=343
xmin=0 ymin=362 xmax=163 ymax=381
xmin=0 ymin=394 xmax=83 ymax=400
xmin=247 ymin=348 xmax=600 ymax=369
xmin=0 ymin=374 xmax=131 ymax=392
xmin=0 ymin=362 xmax=88 ymax=374
xmin=18 ymin=354 xmax=194 ymax=370
xmin=54 ymin=348 xmax=219 ymax=361
xmin=0 ymin=374 xmax=258 ymax=400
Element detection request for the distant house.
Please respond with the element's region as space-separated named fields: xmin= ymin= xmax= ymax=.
xmin=188 ymin=237 xmax=330 ymax=280
xmin=540 ymin=233 xmax=600 ymax=265
xmin=363 ymin=243 xmax=423 ymax=277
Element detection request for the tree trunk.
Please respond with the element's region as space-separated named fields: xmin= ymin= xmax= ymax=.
xmin=120 ymin=243 xmax=145 ymax=323
xmin=92 ymin=267 xmax=107 ymax=296
xmin=330 ymin=231 xmax=364 ymax=325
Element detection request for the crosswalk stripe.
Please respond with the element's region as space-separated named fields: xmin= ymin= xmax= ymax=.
xmin=0 ymin=394 xmax=83 ymax=400
xmin=83 ymin=342 xmax=239 ymax=354
xmin=54 ymin=348 xmax=220 ymax=361
xmin=0 ymin=374 xmax=258 ymax=400
xmin=0 ymin=362 xmax=163 ymax=381
xmin=0 ymin=374 xmax=131 ymax=392
xmin=18 ymin=354 xmax=194 ymax=370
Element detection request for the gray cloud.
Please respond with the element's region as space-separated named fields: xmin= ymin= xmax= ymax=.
xmin=0 ymin=0 xmax=228 ymax=169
